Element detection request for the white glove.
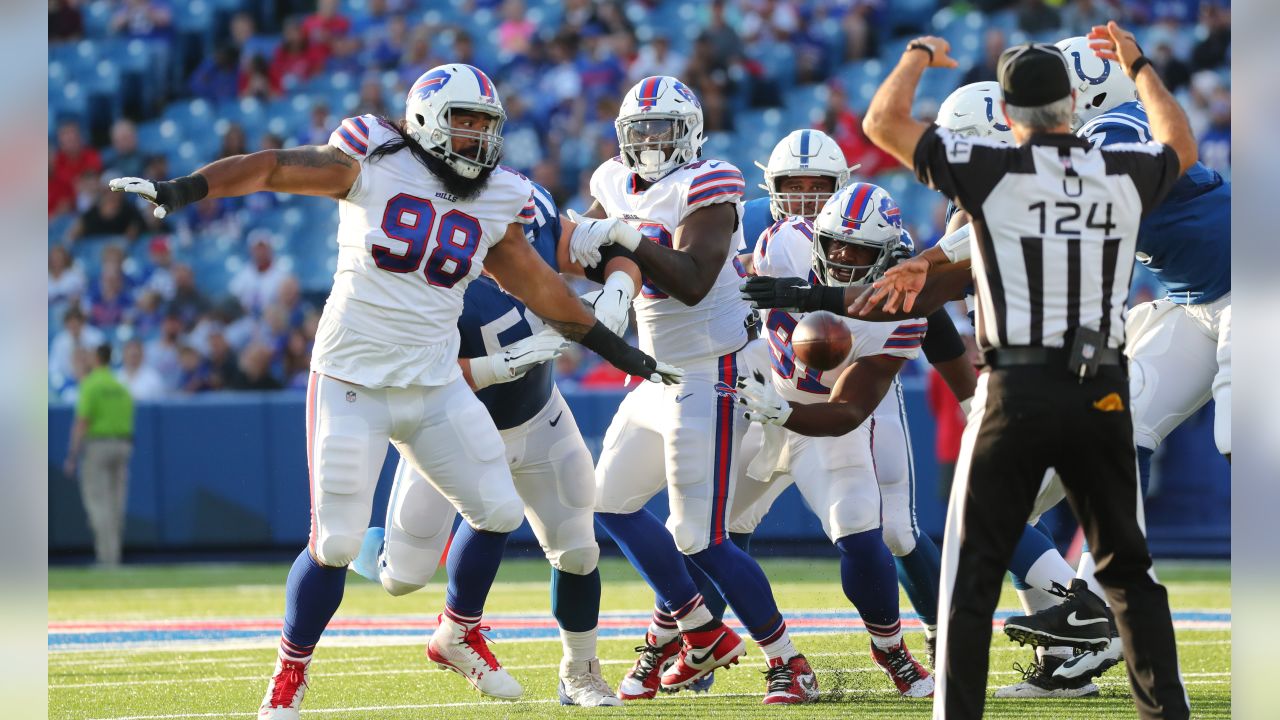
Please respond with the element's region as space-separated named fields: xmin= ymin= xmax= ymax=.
xmin=580 ymin=271 xmax=635 ymax=337
xmin=468 ymin=329 xmax=569 ymax=390
xmin=735 ymin=370 xmax=793 ymax=426
xmin=650 ymin=361 xmax=685 ymax=385
xmin=109 ymin=177 xmax=169 ymax=218
xmin=566 ymin=209 xmax=642 ymax=267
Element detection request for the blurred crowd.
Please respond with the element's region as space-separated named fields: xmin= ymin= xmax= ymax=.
xmin=48 ymin=0 xmax=1230 ymax=401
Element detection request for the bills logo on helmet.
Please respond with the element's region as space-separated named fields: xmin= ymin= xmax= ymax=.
xmin=878 ymin=196 xmax=902 ymax=227
xmin=412 ymin=69 xmax=452 ymax=101
xmin=1069 ymin=51 xmax=1111 ymax=85
xmin=672 ymin=80 xmax=701 ymax=108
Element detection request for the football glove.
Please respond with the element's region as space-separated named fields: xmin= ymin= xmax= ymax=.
xmin=579 ymin=271 xmax=635 ymax=337
xmin=566 ymin=209 xmax=642 ymax=268
xmin=468 ymin=329 xmax=569 ymax=390
xmin=736 ymin=371 xmax=793 ymax=426
xmin=109 ymin=174 xmax=208 ymax=219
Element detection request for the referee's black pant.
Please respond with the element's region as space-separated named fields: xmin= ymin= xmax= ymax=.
xmin=935 ymin=363 xmax=1190 ymax=720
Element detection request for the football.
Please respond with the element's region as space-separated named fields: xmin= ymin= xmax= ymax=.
xmin=792 ymin=310 xmax=853 ymax=372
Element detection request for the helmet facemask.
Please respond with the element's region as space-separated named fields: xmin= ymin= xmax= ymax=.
xmin=812 ymin=231 xmax=897 ymax=287
xmin=412 ymin=104 xmax=505 ymax=180
xmin=768 ymin=174 xmax=838 ymax=221
xmin=617 ymin=115 xmax=695 ymax=182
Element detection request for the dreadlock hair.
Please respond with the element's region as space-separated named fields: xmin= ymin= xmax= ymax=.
xmin=365 ymin=117 xmax=497 ymax=200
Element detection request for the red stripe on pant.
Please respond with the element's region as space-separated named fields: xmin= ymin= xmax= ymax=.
xmin=711 ymin=353 xmax=736 ymax=545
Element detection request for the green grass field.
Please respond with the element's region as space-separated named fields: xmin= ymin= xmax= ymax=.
xmin=48 ymin=558 xmax=1230 ymax=719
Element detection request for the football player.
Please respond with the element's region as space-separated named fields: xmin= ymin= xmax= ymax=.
xmin=567 ymin=76 xmax=818 ymax=705
xmin=734 ymin=182 xmax=935 ymax=698
xmin=348 ymin=179 xmax=637 ymax=707
xmin=112 ymin=63 xmax=678 ymax=719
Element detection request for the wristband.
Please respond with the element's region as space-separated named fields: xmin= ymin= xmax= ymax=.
xmin=579 ymin=321 xmax=656 ymax=378
xmin=907 ymin=41 xmax=934 ymax=64
xmin=158 ymin=174 xmax=209 ymax=210
xmin=938 ymin=224 xmax=973 ymax=263
xmin=1128 ymin=56 xmax=1152 ymax=81
xmin=801 ymin=285 xmax=849 ymax=316
xmin=468 ymin=355 xmax=501 ymax=390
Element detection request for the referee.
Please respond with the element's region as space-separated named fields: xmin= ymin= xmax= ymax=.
xmin=852 ymin=23 xmax=1195 ymax=720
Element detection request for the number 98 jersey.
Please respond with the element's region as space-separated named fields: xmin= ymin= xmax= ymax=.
xmin=313 ymin=114 xmax=537 ymax=388
xmin=590 ymin=156 xmax=752 ymax=366
xmin=753 ymin=217 xmax=925 ymax=404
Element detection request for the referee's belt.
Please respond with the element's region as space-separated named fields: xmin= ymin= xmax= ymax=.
xmin=984 ymin=346 xmax=1122 ymax=368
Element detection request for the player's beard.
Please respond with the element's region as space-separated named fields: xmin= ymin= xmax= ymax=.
xmin=423 ymin=151 xmax=497 ymax=201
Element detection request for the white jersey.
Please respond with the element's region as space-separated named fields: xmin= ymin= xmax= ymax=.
xmin=752 ymin=216 xmax=925 ymax=404
xmin=314 ymin=114 xmax=536 ymax=388
xmin=590 ymin=157 xmax=752 ymax=365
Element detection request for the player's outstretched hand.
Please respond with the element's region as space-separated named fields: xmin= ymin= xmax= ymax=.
xmin=580 ymin=272 xmax=635 ymax=337
xmin=736 ymin=371 xmax=793 ymax=426
xmin=469 ymin=329 xmax=569 ymax=389
xmin=740 ymin=275 xmax=812 ymax=311
xmin=1088 ymin=21 xmax=1144 ymax=76
xmin=862 ymin=255 xmax=929 ymax=315
xmin=651 ymin=360 xmax=684 ymax=386
xmin=109 ymin=174 xmax=207 ymax=219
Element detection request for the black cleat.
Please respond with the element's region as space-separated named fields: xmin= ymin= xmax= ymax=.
xmin=1002 ymin=579 xmax=1114 ymax=651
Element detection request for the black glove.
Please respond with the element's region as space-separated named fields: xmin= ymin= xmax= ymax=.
xmin=578 ymin=322 xmax=683 ymax=385
xmin=739 ymin=276 xmax=847 ymax=314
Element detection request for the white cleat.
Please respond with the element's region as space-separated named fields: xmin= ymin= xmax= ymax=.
xmin=558 ymin=658 xmax=624 ymax=707
xmin=258 ymin=656 xmax=309 ymax=719
xmin=1053 ymin=635 xmax=1124 ymax=682
xmin=427 ymin=614 xmax=523 ymax=700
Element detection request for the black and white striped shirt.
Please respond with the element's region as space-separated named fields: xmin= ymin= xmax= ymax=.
xmin=913 ymin=126 xmax=1181 ymax=352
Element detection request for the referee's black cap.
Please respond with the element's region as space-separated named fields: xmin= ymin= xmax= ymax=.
xmin=997 ymin=43 xmax=1072 ymax=107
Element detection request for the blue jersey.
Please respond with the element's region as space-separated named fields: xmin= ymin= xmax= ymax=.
xmin=741 ymin=196 xmax=778 ymax=257
xmin=1079 ymin=101 xmax=1230 ymax=304
xmin=456 ymin=180 xmax=559 ymax=430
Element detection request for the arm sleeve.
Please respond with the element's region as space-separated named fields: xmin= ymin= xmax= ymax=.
xmin=912 ymin=124 xmax=1010 ymax=214
xmin=1103 ymin=143 xmax=1182 ymax=215
xmin=921 ymin=308 xmax=966 ymax=364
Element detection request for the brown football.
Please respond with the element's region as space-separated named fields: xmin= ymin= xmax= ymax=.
xmin=793 ymin=311 xmax=853 ymax=372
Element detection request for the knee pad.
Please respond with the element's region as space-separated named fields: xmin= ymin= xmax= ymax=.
xmin=827 ymin=496 xmax=879 ymax=542
xmin=314 ymin=533 xmax=363 ymax=568
xmin=477 ymin=497 xmax=525 ymax=534
xmin=380 ymin=574 xmax=426 ymax=597
xmin=551 ymin=544 xmax=600 ymax=576
xmin=669 ymin=517 xmax=711 ymax=555
xmin=881 ymin=523 xmax=917 ymax=557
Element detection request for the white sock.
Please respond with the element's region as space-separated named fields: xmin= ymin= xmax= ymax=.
xmin=672 ymin=595 xmax=713 ymax=633
xmin=648 ymin=606 xmax=679 ymax=645
xmin=1037 ymin=645 xmax=1073 ymax=661
xmin=1075 ymin=552 xmax=1109 ymax=603
xmin=560 ymin=628 xmax=598 ymax=671
xmin=870 ymin=631 xmax=905 ymax=651
xmin=1025 ymin=550 xmax=1077 ymax=595
xmin=760 ymin=628 xmax=798 ymax=662
xmin=1016 ymin=586 xmax=1062 ymax=615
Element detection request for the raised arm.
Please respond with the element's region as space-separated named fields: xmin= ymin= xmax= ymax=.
xmin=1089 ymin=22 xmax=1197 ymax=174
xmin=862 ymin=37 xmax=959 ymax=168
xmin=110 ymin=145 xmax=361 ymax=217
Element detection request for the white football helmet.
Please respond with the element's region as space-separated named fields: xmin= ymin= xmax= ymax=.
xmin=753 ymin=129 xmax=854 ymax=221
xmin=812 ymin=182 xmax=907 ymax=287
xmin=615 ymin=76 xmax=705 ymax=182
xmin=937 ymin=82 xmax=1015 ymax=145
xmin=405 ymin=63 xmax=505 ymax=179
xmin=1055 ymin=36 xmax=1137 ymax=130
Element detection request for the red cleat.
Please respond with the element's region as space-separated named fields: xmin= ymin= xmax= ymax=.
xmin=660 ymin=623 xmax=746 ymax=691
xmin=871 ymin=640 xmax=935 ymax=697
xmin=762 ymin=654 xmax=819 ymax=704
xmin=616 ymin=631 xmax=680 ymax=701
